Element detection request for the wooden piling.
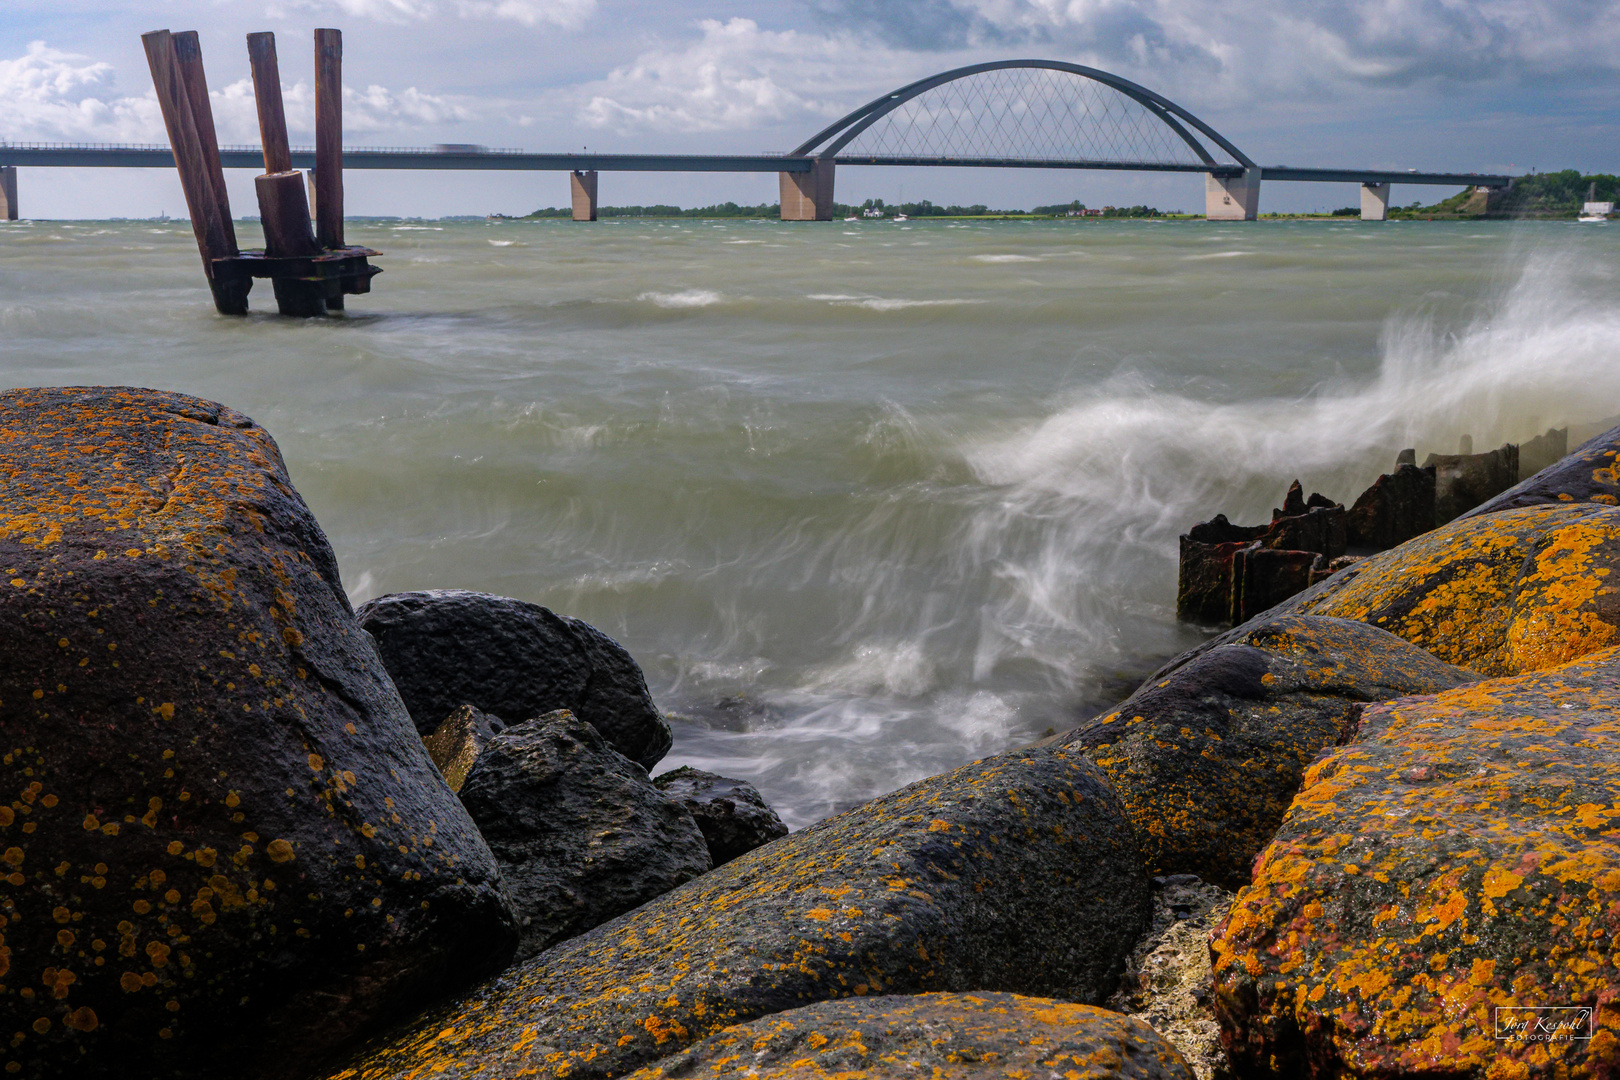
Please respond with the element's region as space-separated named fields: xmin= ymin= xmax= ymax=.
xmin=246 ymin=33 xmax=293 ymax=175
xmin=314 ymin=28 xmax=345 ymax=309
xmin=255 ymin=172 xmax=325 ymax=316
xmin=172 ymin=32 xmax=237 ymax=256
xmin=142 ymin=29 xmax=248 ymax=314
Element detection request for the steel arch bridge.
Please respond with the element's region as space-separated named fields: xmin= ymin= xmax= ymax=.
xmin=1 ymin=56 xmax=1510 ymax=223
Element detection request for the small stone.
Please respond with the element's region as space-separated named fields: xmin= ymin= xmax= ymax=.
xmin=651 ymin=766 xmax=789 ymax=865
xmin=422 ymin=704 xmax=505 ymax=792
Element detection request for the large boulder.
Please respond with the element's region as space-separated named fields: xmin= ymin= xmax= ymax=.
xmin=328 ymin=746 xmax=1151 ymax=1080
xmin=354 ymin=590 xmax=672 ymax=769
xmin=651 ymin=766 xmax=788 ymax=865
xmin=1462 ymin=420 xmax=1620 ymax=517
xmin=0 ymin=388 xmax=517 ymax=1080
xmin=458 ymin=710 xmax=712 ymax=960
xmin=1212 ymin=646 xmax=1620 ymax=1077
xmin=1061 ymin=615 xmax=1477 ymax=888
xmin=626 ymin=992 xmax=1195 ymax=1080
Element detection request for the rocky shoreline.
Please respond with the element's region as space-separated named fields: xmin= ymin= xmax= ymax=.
xmin=4 ymin=385 xmax=1619 ymax=1078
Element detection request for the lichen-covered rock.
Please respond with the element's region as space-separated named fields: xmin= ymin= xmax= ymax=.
xmin=355 ymin=589 xmax=672 ymax=768
xmin=1463 ymin=420 xmax=1620 ymax=518
xmin=1061 ymin=615 xmax=1476 ymax=887
xmin=0 ymin=387 xmax=517 ymax=1080
xmin=1299 ymin=503 xmax=1620 ymax=675
xmin=328 ymin=747 xmax=1151 ymax=1080
xmin=1212 ymin=647 xmax=1620 ymax=1078
xmin=459 ymin=710 xmax=711 ymax=960
xmin=1108 ymin=876 xmax=1236 ymax=1080
xmin=652 ymin=766 xmax=788 ymax=865
xmin=421 ymin=704 xmax=505 ymax=792
xmin=627 ymin=992 xmax=1195 ymax=1080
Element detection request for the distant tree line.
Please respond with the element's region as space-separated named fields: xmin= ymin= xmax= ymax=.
xmin=1392 ymin=170 xmax=1617 ymax=219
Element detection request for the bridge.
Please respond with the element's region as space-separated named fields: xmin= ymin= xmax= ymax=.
xmin=0 ymin=58 xmax=1511 ymax=223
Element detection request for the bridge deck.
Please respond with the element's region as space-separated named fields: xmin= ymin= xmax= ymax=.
xmin=0 ymin=144 xmax=1511 ymax=188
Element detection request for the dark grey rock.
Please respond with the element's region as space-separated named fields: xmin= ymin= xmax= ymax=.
xmin=422 ymin=703 xmax=507 ymax=792
xmin=355 ymin=589 xmax=672 ymax=768
xmin=458 ymin=710 xmax=712 ymax=960
xmin=652 ymin=765 xmax=789 ymax=864
xmin=1462 ymin=421 xmax=1620 ymax=518
xmin=1345 ymin=462 xmax=1436 ymax=550
xmin=334 ymin=745 xmax=1152 ymax=1080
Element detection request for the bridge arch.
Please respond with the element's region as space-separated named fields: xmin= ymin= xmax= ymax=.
xmin=789 ymin=60 xmax=1254 ymax=172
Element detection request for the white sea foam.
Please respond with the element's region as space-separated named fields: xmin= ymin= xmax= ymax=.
xmin=970 ymin=254 xmax=1041 ymax=263
xmin=808 ymin=293 xmax=984 ymax=310
xmin=638 ymin=289 xmax=725 ymax=308
xmin=488 ymin=239 xmax=518 ymax=247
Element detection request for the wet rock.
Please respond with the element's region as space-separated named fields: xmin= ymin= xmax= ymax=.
xmin=0 ymin=387 xmax=517 ymax=1080
xmin=1212 ymin=646 xmax=1620 ymax=1078
xmin=1061 ymin=615 xmax=1476 ymax=888
xmin=1517 ymin=425 xmax=1569 ymax=479
xmin=1290 ymin=502 xmax=1620 ymax=676
xmin=1424 ymin=441 xmax=1519 ymax=523
xmin=355 ymin=589 xmax=672 ymax=769
xmin=1108 ymin=875 xmax=1236 ymax=1080
xmin=328 ymin=746 xmax=1151 ymax=1080
xmin=1177 ymin=485 xmax=1344 ymax=627
xmin=458 ymin=710 xmax=711 ymax=961
xmin=651 ymin=766 xmax=788 ymax=865
xmin=628 ymin=992 xmax=1195 ymax=1080
xmin=421 ymin=704 xmax=506 ymax=793
xmin=1464 ymin=420 xmax=1620 ymax=518
xmin=1345 ymin=461 xmax=1436 ymax=550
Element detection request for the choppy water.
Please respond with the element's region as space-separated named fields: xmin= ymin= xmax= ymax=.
xmin=2 ymin=215 xmax=1618 ymax=826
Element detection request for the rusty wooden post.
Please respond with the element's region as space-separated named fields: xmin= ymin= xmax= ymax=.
xmin=142 ymin=29 xmax=248 ymax=314
xmin=314 ymin=28 xmax=345 ymax=309
xmin=247 ymin=31 xmax=325 ymax=315
xmin=246 ymin=32 xmax=292 ymax=176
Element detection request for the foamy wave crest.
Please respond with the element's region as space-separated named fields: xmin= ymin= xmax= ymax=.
xmin=958 ymin=245 xmax=1620 ymax=678
xmin=970 ymin=254 xmax=1041 ymax=263
xmin=809 ymin=294 xmax=984 ymax=311
xmin=639 ymin=289 xmax=725 ymax=308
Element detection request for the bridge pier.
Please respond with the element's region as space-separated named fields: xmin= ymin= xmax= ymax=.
xmin=1 ymin=167 xmax=16 ymax=220
xmin=780 ymin=159 xmax=835 ymax=220
xmin=1360 ymin=182 xmax=1390 ymax=221
xmin=1205 ymin=168 xmax=1260 ymax=220
xmin=571 ymin=170 xmax=598 ymax=221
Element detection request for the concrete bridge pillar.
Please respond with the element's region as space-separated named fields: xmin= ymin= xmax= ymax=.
xmin=1360 ymin=182 xmax=1390 ymax=221
xmin=571 ymin=170 xmax=598 ymax=221
xmin=780 ymin=159 xmax=835 ymax=221
xmin=1205 ymin=168 xmax=1260 ymax=220
xmin=1 ymin=167 xmax=17 ymax=221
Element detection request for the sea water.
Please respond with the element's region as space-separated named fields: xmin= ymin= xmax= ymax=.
xmin=2 ymin=215 xmax=1618 ymax=826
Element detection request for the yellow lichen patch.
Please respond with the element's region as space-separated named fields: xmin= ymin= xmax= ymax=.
xmin=1212 ymin=646 xmax=1620 ymax=1077
xmin=1295 ymin=503 xmax=1620 ymax=674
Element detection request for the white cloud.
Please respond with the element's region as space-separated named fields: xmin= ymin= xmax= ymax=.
xmin=455 ymin=0 xmax=597 ymax=29
xmin=0 ymin=41 xmax=476 ymax=145
xmin=576 ymin=17 xmax=935 ymax=135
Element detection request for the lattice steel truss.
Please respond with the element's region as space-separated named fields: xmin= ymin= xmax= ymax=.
xmin=792 ymin=60 xmax=1251 ymax=172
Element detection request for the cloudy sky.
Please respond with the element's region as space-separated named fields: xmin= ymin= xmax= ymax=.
xmin=4 ymin=0 xmax=1617 ymax=217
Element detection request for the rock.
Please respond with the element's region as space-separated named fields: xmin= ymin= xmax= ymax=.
xmin=627 ymin=992 xmax=1195 ymax=1080
xmin=1517 ymin=425 xmax=1569 ymax=479
xmin=1290 ymin=502 xmax=1620 ymax=676
xmin=1463 ymin=420 xmax=1620 ymax=518
xmin=651 ymin=766 xmax=788 ymax=865
xmin=1424 ymin=441 xmax=1519 ymax=523
xmin=1107 ymin=875 xmax=1237 ymax=1080
xmin=354 ymin=589 xmax=672 ymax=769
xmin=1061 ymin=615 xmax=1477 ymax=888
xmin=421 ymin=704 xmax=506 ymax=793
xmin=1212 ymin=646 xmax=1620 ymax=1078
xmin=327 ymin=746 xmax=1151 ymax=1080
xmin=458 ymin=710 xmax=711 ymax=961
xmin=0 ymin=387 xmax=517 ymax=1080
xmin=1345 ymin=461 xmax=1436 ymax=550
